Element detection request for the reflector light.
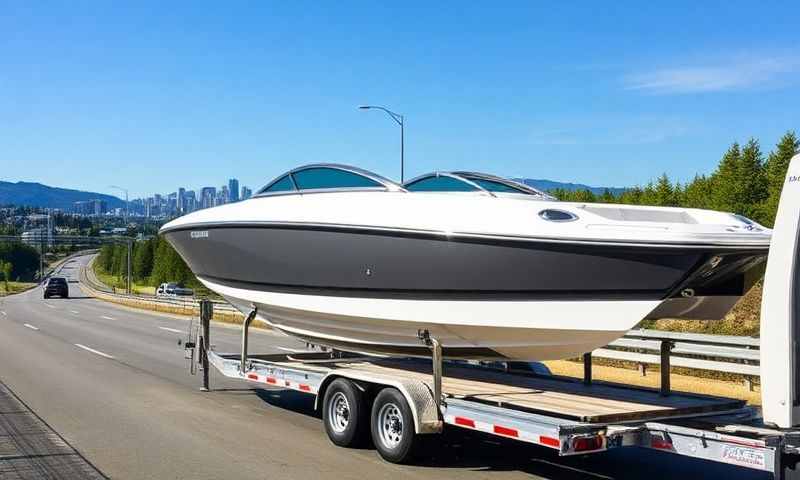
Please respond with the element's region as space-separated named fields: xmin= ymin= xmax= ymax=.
xmin=572 ymin=436 xmax=603 ymax=452
xmin=651 ymin=436 xmax=673 ymax=450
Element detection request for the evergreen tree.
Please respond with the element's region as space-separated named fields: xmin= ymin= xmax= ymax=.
xmin=98 ymin=244 xmax=115 ymax=272
xmin=572 ymin=189 xmax=596 ymax=203
xmin=618 ymin=186 xmax=643 ymax=205
xmin=600 ymin=189 xmax=616 ymax=203
xmin=709 ymin=142 xmax=742 ymax=213
xmin=654 ymin=173 xmax=677 ymax=206
xmin=682 ymin=174 xmax=713 ymax=209
xmin=737 ymin=138 xmax=768 ymax=222
xmin=639 ymin=181 xmax=657 ymax=206
xmin=763 ymin=131 xmax=800 ymax=225
xmin=133 ymin=238 xmax=155 ymax=281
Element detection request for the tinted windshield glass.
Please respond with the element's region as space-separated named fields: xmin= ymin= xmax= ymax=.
xmin=467 ymin=178 xmax=527 ymax=194
xmin=263 ymin=175 xmax=295 ymax=193
xmin=49 ymin=278 xmax=66 ymax=285
xmin=292 ymin=168 xmax=382 ymax=190
xmin=405 ymin=176 xmax=478 ymax=192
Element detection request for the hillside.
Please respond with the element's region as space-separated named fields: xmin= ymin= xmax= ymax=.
xmin=513 ymin=178 xmax=627 ymax=196
xmin=0 ymin=181 xmax=124 ymax=210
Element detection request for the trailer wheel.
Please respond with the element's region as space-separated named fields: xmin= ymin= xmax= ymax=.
xmin=322 ymin=378 xmax=367 ymax=447
xmin=371 ymin=387 xmax=417 ymax=463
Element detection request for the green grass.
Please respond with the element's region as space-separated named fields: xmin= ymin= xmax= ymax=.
xmin=0 ymin=281 xmax=37 ymax=297
xmin=93 ymin=270 xmax=156 ymax=295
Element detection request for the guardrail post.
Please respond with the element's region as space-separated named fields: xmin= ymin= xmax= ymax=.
xmin=199 ymin=300 xmax=212 ymax=391
xmin=583 ymin=352 xmax=592 ymax=385
xmin=660 ymin=340 xmax=674 ymax=396
xmin=744 ymin=376 xmax=754 ymax=392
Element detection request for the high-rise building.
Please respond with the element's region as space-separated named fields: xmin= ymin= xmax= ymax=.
xmin=184 ymin=190 xmax=196 ymax=213
xmin=167 ymin=192 xmax=178 ymax=216
xmin=178 ymin=188 xmax=186 ymax=214
xmin=228 ymin=178 xmax=240 ymax=202
xmin=241 ymin=186 xmax=252 ymax=200
xmin=73 ymin=199 xmax=107 ymax=216
xmin=217 ymin=185 xmax=230 ymax=205
xmin=200 ymin=187 xmax=216 ymax=209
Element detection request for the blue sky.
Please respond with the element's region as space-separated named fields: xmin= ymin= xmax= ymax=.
xmin=2 ymin=1 xmax=799 ymax=198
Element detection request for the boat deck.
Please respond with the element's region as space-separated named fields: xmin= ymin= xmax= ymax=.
xmin=253 ymin=354 xmax=744 ymax=423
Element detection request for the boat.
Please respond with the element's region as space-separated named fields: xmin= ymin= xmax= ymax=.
xmin=160 ymin=164 xmax=770 ymax=360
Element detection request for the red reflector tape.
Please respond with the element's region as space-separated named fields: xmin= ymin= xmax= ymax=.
xmin=493 ymin=425 xmax=518 ymax=437
xmin=299 ymin=384 xmax=311 ymax=392
xmin=454 ymin=417 xmax=476 ymax=428
xmin=539 ymin=436 xmax=560 ymax=447
xmin=266 ymin=377 xmax=277 ymax=384
xmin=247 ymin=373 xmax=258 ymax=380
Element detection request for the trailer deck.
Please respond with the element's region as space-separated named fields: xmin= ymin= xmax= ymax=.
xmin=245 ymin=354 xmax=743 ymax=423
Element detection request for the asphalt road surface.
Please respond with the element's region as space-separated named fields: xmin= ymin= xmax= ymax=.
xmin=0 ymin=255 xmax=771 ymax=479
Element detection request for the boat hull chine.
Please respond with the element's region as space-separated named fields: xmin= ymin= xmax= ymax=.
xmin=202 ymin=276 xmax=660 ymax=361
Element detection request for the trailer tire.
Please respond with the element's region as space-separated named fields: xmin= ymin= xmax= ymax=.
xmin=322 ymin=378 xmax=367 ymax=448
xmin=371 ymin=387 xmax=417 ymax=464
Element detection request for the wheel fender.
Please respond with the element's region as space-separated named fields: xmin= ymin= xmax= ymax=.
xmin=315 ymin=370 xmax=442 ymax=435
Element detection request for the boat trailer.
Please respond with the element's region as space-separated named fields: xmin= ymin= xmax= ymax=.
xmin=181 ymin=154 xmax=800 ymax=478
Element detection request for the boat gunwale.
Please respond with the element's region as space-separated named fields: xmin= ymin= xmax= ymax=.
xmin=159 ymin=220 xmax=771 ymax=250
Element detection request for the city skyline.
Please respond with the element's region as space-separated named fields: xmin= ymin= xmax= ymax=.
xmin=127 ymin=177 xmax=253 ymax=219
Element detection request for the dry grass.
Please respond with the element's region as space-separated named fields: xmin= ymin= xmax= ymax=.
xmin=543 ymin=359 xmax=761 ymax=404
xmin=0 ymin=281 xmax=37 ymax=297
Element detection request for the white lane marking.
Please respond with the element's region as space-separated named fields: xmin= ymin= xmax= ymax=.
xmin=158 ymin=326 xmax=183 ymax=334
xmin=74 ymin=344 xmax=114 ymax=359
xmin=44 ymin=304 xmax=56 ymax=309
xmin=70 ymin=310 xmax=80 ymax=315
xmin=23 ymin=323 xmax=39 ymax=331
xmin=101 ymin=315 xmax=115 ymax=320
xmin=0 ymin=311 xmax=6 ymax=316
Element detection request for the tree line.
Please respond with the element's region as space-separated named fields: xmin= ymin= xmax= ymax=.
xmin=95 ymin=236 xmax=199 ymax=289
xmin=0 ymin=242 xmax=40 ymax=282
xmin=551 ymin=131 xmax=799 ymax=228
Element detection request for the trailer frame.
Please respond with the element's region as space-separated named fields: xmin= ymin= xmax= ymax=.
xmin=189 ymin=306 xmax=800 ymax=478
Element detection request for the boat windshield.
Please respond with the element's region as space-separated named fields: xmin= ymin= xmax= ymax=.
xmin=257 ymin=164 xmax=404 ymax=195
xmin=404 ymin=171 xmax=553 ymax=199
xmin=404 ymin=175 xmax=479 ymax=192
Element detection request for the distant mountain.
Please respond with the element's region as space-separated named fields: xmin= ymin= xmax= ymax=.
xmin=0 ymin=181 xmax=124 ymax=210
xmin=513 ymin=178 xmax=627 ymax=196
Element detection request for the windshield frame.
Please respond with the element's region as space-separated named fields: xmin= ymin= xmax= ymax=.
xmin=255 ymin=164 xmax=406 ymax=197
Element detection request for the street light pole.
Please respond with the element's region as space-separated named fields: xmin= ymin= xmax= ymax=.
xmin=359 ymin=105 xmax=405 ymax=182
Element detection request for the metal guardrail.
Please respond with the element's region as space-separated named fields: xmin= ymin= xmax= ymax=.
xmin=594 ymin=329 xmax=760 ymax=390
xmin=79 ymin=258 xmax=242 ymax=320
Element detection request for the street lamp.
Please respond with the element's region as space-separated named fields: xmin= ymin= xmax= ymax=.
xmin=359 ymin=105 xmax=405 ymax=182
xmin=109 ymin=185 xmax=129 ymax=224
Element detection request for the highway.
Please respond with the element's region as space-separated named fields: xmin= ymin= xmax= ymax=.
xmin=0 ymin=255 xmax=770 ymax=479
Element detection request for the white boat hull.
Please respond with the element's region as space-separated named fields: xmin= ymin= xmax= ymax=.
xmin=201 ymin=276 xmax=661 ymax=360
